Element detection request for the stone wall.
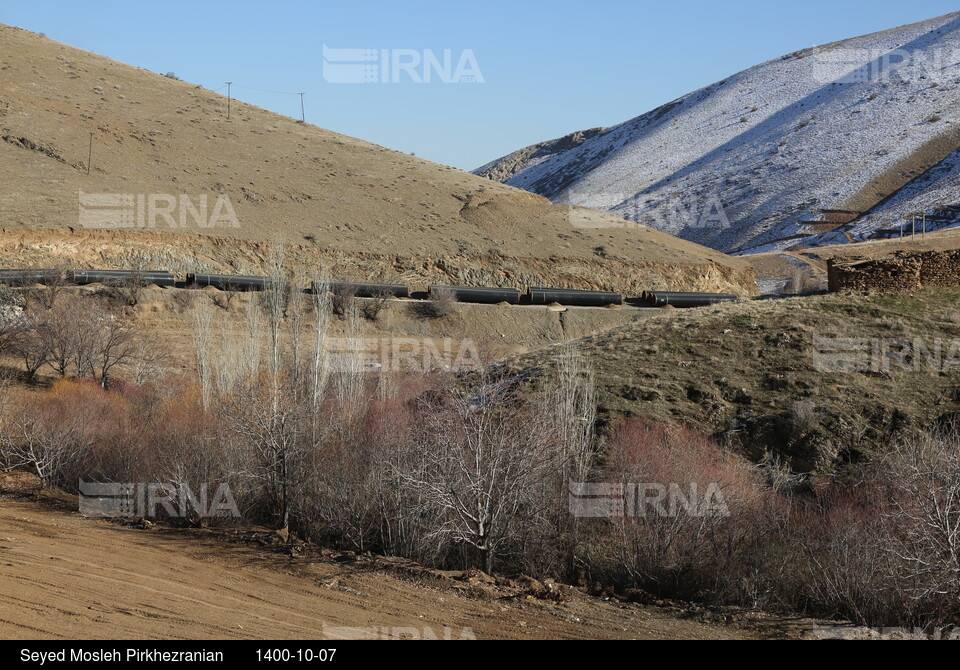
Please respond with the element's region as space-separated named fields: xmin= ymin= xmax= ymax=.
xmin=828 ymin=249 xmax=960 ymax=293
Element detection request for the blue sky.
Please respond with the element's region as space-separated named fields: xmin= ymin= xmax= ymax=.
xmin=3 ymin=1 xmax=958 ymax=170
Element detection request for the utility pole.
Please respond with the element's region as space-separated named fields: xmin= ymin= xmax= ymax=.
xmin=86 ymin=132 xmax=93 ymax=176
xmin=299 ymin=92 xmax=305 ymax=122
xmin=912 ymin=214 xmax=916 ymax=237
xmin=922 ymin=212 xmax=926 ymax=241
xmin=226 ymin=81 xmax=232 ymax=120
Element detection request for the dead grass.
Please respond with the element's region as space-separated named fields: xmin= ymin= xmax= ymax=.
xmin=510 ymin=288 xmax=960 ymax=472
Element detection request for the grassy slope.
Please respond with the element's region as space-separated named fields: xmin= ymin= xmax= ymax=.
xmin=512 ymin=289 xmax=960 ymax=472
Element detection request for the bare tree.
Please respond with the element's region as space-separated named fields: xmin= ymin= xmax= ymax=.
xmin=224 ymin=370 xmax=311 ymax=534
xmin=213 ymin=246 xmax=315 ymax=535
xmin=230 ymin=297 xmax=264 ymax=387
xmin=37 ymin=299 xmax=82 ymax=377
xmin=0 ymin=395 xmax=87 ymax=488
xmin=0 ymin=291 xmax=29 ymax=367
xmin=882 ymin=425 xmax=960 ymax=609
xmin=549 ymin=344 xmax=598 ymax=578
xmin=361 ymin=289 xmax=392 ymax=322
xmin=0 ymin=294 xmax=41 ymax=381
xmin=14 ymin=328 xmax=50 ymax=381
xmin=287 ymin=280 xmax=307 ymax=397
xmin=262 ymin=246 xmax=287 ymax=409
xmin=89 ymin=313 xmax=138 ymax=388
xmin=400 ymin=376 xmax=559 ymax=573
xmin=310 ymin=272 xmax=333 ymax=412
xmin=131 ymin=338 xmax=172 ymax=386
xmin=333 ymin=302 xmax=367 ymax=428
xmin=331 ymin=283 xmax=356 ymax=320
xmin=193 ymin=303 xmax=214 ymax=408
xmin=111 ymin=252 xmax=155 ymax=306
xmin=21 ymin=264 xmax=70 ymax=312
xmin=552 ymin=345 xmax=597 ymax=485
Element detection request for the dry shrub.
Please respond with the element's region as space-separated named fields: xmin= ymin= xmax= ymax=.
xmin=584 ymin=419 xmax=783 ymax=603
xmin=784 ymin=482 xmax=913 ymax=626
xmin=331 ymin=284 xmax=356 ymax=319
xmin=424 ymin=287 xmax=458 ymax=319
xmin=0 ymin=379 xmax=143 ymax=488
xmin=873 ymin=425 xmax=960 ymax=624
xmin=360 ymin=289 xmax=392 ymax=322
xmin=789 ymin=400 xmax=820 ymax=438
xmin=0 ymin=377 xmax=234 ymax=521
xmin=763 ymin=424 xmax=960 ymax=627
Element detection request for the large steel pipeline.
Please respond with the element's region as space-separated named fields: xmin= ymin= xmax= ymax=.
xmin=643 ymin=291 xmax=738 ymax=307
xmin=186 ymin=273 xmax=278 ymax=291
xmin=0 ymin=269 xmax=64 ymax=284
xmin=528 ymin=287 xmax=623 ymax=307
xmin=428 ymin=286 xmax=522 ymax=304
xmin=71 ymin=269 xmax=176 ymax=287
xmin=640 ymin=291 xmax=738 ymax=301
xmin=0 ymin=267 xmax=747 ymax=311
xmin=317 ymin=281 xmax=410 ymax=298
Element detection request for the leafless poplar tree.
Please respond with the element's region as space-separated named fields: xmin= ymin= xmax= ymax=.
xmin=193 ymin=303 xmax=214 ymax=408
xmin=549 ymin=344 xmax=598 ymax=577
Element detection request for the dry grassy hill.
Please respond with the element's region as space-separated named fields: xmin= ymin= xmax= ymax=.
xmin=509 ymin=286 xmax=960 ymax=472
xmin=0 ymin=24 xmax=754 ymax=297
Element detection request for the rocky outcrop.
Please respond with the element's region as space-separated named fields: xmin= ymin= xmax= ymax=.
xmin=474 ymin=128 xmax=608 ymax=183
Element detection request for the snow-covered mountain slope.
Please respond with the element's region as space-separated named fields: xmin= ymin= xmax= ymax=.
xmin=822 ymin=146 xmax=960 ymax=246
xmin=475 ymin=12 xmax=960 ymax=254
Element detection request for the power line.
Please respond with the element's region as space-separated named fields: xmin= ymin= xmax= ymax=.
xmin=231 ymin=84 xmax=303 ymax=96
xmin=229 ymin=83 xmax=310 ymax=123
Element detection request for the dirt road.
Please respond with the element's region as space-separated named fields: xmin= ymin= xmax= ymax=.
xmin=0 ymin=496 xmax=772 ymax=640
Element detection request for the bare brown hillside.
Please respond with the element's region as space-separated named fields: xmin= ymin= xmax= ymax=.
xmin=0 ymin=24 xmax=754 ymax=296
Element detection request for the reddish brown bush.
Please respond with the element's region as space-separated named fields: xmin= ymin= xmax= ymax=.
xmin=585 ymin=419 xmax=782 ymax=603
